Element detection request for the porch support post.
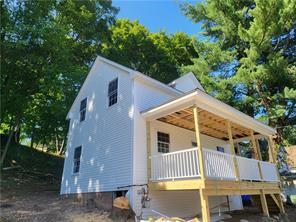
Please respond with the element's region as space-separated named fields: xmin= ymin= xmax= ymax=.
xmin=275 ymin=193 xmax=285 ymax=213
xmin=267 ymin=136 xmax=276 ymax=163
xmin=259 ymin=190 xmax=270 ymax=217
xmin=255 ymin=139 xmax=263 ymax=161
xmin=250 ymin=129 xmax=260 ymax=160
xmin=235 ymin=142 xmax=241 ymax=156
xmin=193 ymin=106 xmax=205 ymax=180
xmin=200 ymin=189 xmax=210 ymax=222
xmin=194 ymin=106 xmax=210 ymax=222
xmin=227 ymin=120 xmax=240 ymax=180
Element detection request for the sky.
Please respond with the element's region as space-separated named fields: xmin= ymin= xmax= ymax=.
xmin=112 ymin=0 xmax=202 ymax=36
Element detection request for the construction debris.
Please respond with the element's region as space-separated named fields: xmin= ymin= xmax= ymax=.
xmin=113 ymin=196 xmax=130 ymax=210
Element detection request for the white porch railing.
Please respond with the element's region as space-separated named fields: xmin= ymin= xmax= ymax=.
xmin=236 ymin=156 xmax=262 ymax=181
xmin=150 ymin=147 xmax=279 ymax=183
xmin=150 ymin=148 xmax=200 ymax=181
xmin=260 ymin=161 xmax=279 ymax=182
xmin=203 ymin=148 xmax=236 ymax=180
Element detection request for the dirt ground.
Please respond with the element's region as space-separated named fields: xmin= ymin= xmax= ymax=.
xmin=1 ymin=169 xmax=296 ymax=222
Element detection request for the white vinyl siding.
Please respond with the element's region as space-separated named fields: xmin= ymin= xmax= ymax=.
xmin=60 ymin=60 xmax=133 ymax=195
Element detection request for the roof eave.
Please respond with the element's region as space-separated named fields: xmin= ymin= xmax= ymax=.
xmin=142 ymin=90 xmax=277 ymax=136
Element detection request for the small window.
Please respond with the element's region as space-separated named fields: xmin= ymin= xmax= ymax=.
xmin=80 ymin=98 xmax=87 ymax=122
xmin=217 ymin=146 xmax=225 ymax=153
xmin=157 ymin=132 xmax=170 ymax=153
xmin=73 ymin=146 xmax=82 ymax=173
xmin=108 ymin=78 xmax=118 ymax=107
xmin=192 ymin=141 xmax=197 ymax=147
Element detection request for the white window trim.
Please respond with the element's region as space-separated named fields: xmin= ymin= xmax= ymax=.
xmin=80 ymin=97 xmax=87 ymax=122
xmin=107 ymin=77 xmax=119 ymax=108
xmin=157 ymin=131 xmax=170 ymax=153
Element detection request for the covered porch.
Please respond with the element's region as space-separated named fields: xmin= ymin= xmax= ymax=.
xmin=142 ymin=90 xmax=284 ymax=221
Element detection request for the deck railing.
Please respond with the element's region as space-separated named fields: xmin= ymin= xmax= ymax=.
xmin=260 ymin=161 xmax=279 ymax=182
xmin=150 ymin=147 xmax=279 ymax=182
xmin=203 ymin=148 xmax=236 ymax=180
xmin=236 ymin=156 xmax=262 ymax=181
xmin=150 ymin=148 xmax=200 ymax=181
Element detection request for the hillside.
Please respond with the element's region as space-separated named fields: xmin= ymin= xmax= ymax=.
xmin=1 ymin=140 xmax=64 ymax=178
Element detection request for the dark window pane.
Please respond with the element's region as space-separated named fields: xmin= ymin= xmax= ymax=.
xmin=80 ymin=110 xmax=86 ymax=122
xmin=80 ymin=98 xmax=87 ymax=111
xmin=192 ymin=141 xmax=197 ymax=147
xmin=73 ymin=146 xmax=82 ymax=173
xmin=74 ymin=146 xmax=81 ymax=159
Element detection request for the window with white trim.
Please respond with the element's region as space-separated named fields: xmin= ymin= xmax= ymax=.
xmin=108 ymin=78 xmax=118 ymax=107
xmin=73 ymin=146 xmax=82 ymax=173
xmin=80 ymin=98 xmax=87 ymax=122
xmin=157 ymin=132 xmax=170 ymax=153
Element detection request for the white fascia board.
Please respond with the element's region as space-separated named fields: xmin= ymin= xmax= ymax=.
xmin=142 ymin=90 xmax=277 ymax=136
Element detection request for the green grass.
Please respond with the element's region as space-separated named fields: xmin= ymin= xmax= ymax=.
xmin=2 ymin=141 xmax=64 ymax=178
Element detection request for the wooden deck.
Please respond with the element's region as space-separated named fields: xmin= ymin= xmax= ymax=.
xmin=149 ymin=179 xmax=280 ymax=195
xmin=145 ymin=104 xmax=283 ymax=222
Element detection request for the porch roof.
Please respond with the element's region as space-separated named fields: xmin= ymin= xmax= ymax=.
xmin=141 ymin=90 xmax=277 ymax=140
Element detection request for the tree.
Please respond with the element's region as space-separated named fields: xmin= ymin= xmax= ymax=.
xmin=102 ymin=19 xmax=198 ymax=83
xmin=182 ymin=0 xmax=296 ymax=145
xmin=0 ymin=0 xmax=118 ymax=166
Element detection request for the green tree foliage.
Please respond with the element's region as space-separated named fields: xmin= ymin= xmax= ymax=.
xmin=182 ymin=0 xmax=296 ymax=145
xmin=1 ymin=2 xmax=197 ymax=163
xmin=1 ymin=0 xmax=118 ymax=160
xmin=102 ymin=19 xmax=198 ymax=83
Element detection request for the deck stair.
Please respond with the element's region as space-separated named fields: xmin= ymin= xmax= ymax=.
xmin=252 ymin=194 xmax=280 ymax=214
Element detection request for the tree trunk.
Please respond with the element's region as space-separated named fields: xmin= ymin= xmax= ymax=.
xmin=30 ymin=125 xmax=35 ymax=149
xmin=0 ymin=118 xmax=19 ymax=169
xmin=58 ymin=139 xmax=65 ymax=156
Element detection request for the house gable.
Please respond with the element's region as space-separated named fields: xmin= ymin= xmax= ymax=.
xmin=168 ymin=72 xmax=205 ymax=93
xmin=61 ymin=58 xmax=134 ymax=194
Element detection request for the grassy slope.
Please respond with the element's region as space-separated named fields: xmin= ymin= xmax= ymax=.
xmin=2 ymin=141 xmax=64 ymax=178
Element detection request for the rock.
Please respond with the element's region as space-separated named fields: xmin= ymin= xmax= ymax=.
xmin=240 ymin=220 xmax=249 ymax=222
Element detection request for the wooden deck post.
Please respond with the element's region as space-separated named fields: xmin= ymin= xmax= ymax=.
xmin=267 ymin=136 xmax=276 ymax=163
xmin=255 ymin=139 xmax=263 ymax=161
xmin=193 ymin=106 xmax=210 ymax=222
xmin=250 ymin=130 xmax=260 ymax=160
xmin=227 ymin=120 xmax=240 ymax=180
xmin=200 ymin=189 xmax=210 ymax=222
xmin=260 ymin=190 xmax=270 ymax=217
xmin=193 ymin=106 xmax=205 ymax=180
xmin=275 ymin=193 xmax=285 ymax=213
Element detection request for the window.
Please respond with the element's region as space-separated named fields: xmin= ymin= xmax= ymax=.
xmin=80 ymin=98 xmax=87 ymax=122
xmin=73 ymin=146 xmax=82 ymax=173
xmin=192 ymin=141 xmax=197 ymax=147
xmin=216 ymin=146 xmax=225 ymax=153
xmin=157 ymin=132 xmax=170 ymax=153
xmin=108 ymin=78 xmax=118 ymax=107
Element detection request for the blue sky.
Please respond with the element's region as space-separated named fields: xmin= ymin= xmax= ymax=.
xmin=113 ymin=0 xmax=202 ymax=36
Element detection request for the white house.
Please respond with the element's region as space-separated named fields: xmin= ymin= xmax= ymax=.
xmin=60 ymin=56 xmax=284 ymax=221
